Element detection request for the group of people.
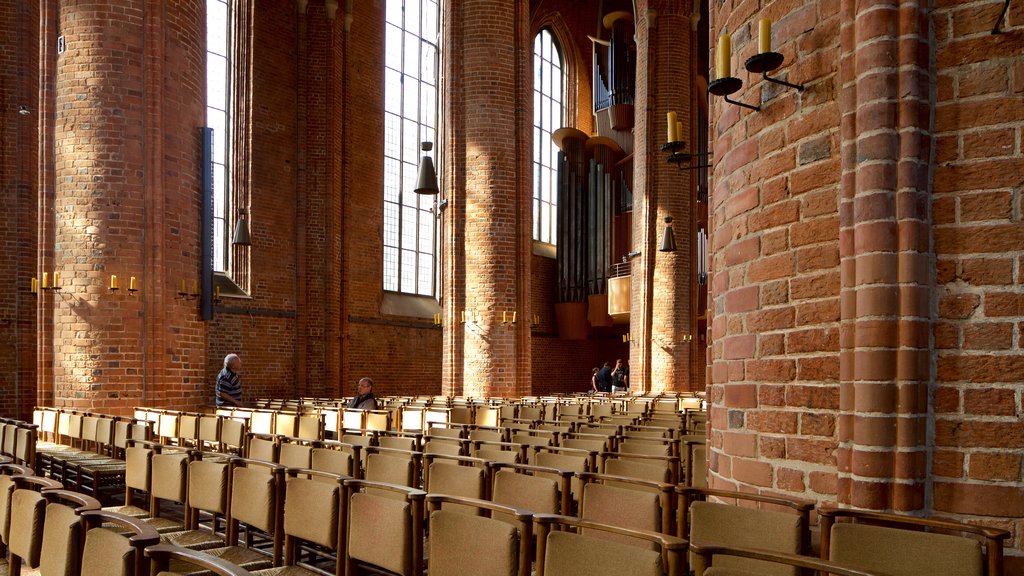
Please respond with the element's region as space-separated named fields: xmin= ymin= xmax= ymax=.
xmin=590 ymin=358 xmax=629 ymax=394
xmin=215 ymin=353 xmax=378 ymax=410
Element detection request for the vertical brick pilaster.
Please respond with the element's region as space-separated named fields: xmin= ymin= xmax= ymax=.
xmin=837 ymin=0 xmax=933 ymax=512
xmin=442 ymin=0 xmax=532 ymax=397
xmin=631 ymin=0 xmax=697 ymax=392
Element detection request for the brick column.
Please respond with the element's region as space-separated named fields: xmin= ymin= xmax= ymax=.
xmin=837 ymin=0 xmax=933 ymax=511
xmin=48 ymin=0 xmax=206 ymax=413
xmin=442 ymin=0 xmax=532 ymax=397
xmin=630 ymin=0 xmax=697 ymax=392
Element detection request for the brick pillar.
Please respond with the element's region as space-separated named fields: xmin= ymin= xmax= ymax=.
xmin=837 ymin=0 xmax=933 ymax=511
xmin=442 ymin=0 xmax=532 ymax=397
xmin=630 ymin=0 xmax=696 ymax=392
xmin=0 ymin=0 xmax=40 ymax=419
xmin=47 ymin=0 xmax=206 ymax=413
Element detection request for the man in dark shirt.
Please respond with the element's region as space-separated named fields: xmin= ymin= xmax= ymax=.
xmin=596 ymin=362 xmax=613 ymax=393
xmin=349 ymin=377 xmax=378 ymax=410
xmin=216 ymin=353 xmax=243 ymax=407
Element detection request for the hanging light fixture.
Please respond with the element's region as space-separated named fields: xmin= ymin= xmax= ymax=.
xmin=232 ymin=208 xmax=252 ymax=246
xmin=414 ymin=141 xmax=439 ymax=195
xmin=659 ymin=216 xmax=676 ymax=252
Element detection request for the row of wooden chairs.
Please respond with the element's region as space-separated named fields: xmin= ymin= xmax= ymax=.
xmin=0 ymin=461 xmax=250 ymax=576
xmin=0 ymin=416 xmax=36 ymax=468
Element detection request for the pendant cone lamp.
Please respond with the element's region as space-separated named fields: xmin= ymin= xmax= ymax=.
xmin=414 ymin=142 xmax=439 ymax=195
xmin=659 ymin=216 xmax=676 ymax=252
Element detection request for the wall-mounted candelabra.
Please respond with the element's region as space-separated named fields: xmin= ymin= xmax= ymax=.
xmin=662 ymin=111 xmax=712 ymax=170
xmin=109 ymin=275 xmax=139 ymax=295
xmin=178 ymin=279 xmax=199 ymax=300
xmin=709 ymin=19 xmax=804 ymax=112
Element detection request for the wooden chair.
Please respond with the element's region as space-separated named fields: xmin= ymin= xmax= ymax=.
xmin=820 ymin=507 xmax=1011 ymax=576
xmin=342 ymin=478 xmax=426 ymax=576
xmin=534 ymin=514 xmax=687 ymax=576
xmin=426 ymin=494 xmax=533 ymax=576
xmin=178 ymin=459 xmax=285 ymax=572
xmin=423 ymin=454 xmax=489 ymax=514
xmin=36 ymin=488 xmax=102 ymax=576
xmin=489 ymin=462 xmax=570 ymax=518
xmin=161 ymin=459 xmax=232 ymax=551
xmin=678 ymin=487 xmax=813 ymax=576
xmin=79 ymin=509 xmax=161 ymax=576
xmin=578 ymin=472 xmax=676 ymax=545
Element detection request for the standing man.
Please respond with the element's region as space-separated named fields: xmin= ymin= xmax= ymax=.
xmin=216 ymin=353 xmax=243 ymax=407
xmin=596 ymin=362 xmax=613 ymax=393
xmin=611 ymin=358 xmax=630 ymax=393
xmin=349 ymin=377 xmax=379 ymax=410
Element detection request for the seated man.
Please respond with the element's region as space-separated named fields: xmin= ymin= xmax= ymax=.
xmin=349 ymin=377 xmax=378 ymax=410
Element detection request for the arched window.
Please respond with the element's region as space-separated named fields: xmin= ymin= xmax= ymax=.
xmin=533 ymin=28 xmax=565 ymax=245
xmin=206 ymin=0 xmax=232 ymax=271
xmin=383 ymin=0 xmax=439 ymax=296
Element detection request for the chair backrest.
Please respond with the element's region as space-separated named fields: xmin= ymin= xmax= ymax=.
xmin=187 ymin=460 xmax=230 ymax=518
xmin=283 ymin=472 xmax=342 ymax=550
xmin=228 ymin=461 xmax=285 ymax=565
xmin=535 ymin=515 xmax=686 ymax=576
xmin=491 ymin=469 xmax=560 ymax=517
xmin=427 ymin=495 xmax=532 ymax=576
xmin=8 ymin=487 xmax=47 ymax=568
xmin=296 ymin=413 xmax=322 ymax=440
xmin=79 ymin=510 xmax=161 ymax=576
xmin=824 ymin=517 xmax=996 ymax=576
xmin=379 ymin=436 xmax=418 ymax=452
xmin=604 ymin=457 xmax=672 ymax=484
xmin=279 ymin=442 xmax=312 ymax=469
xmin=275 ymin=412 xmax=298 ymax=437
xmin=425 ymin=461 xmax=486 ymax=514
xmin=689 ymin=501 xmax=803 ymax=576
xmin=580 ymin=482 xmax=663 ymax=549
xmin=124 ymin=445 xmax=153 ymax=492
xmin=345 ymin=479 xmax=426 ymax=576
xmin=365 ymin=452 xmax=415 ymax=488
xmin=198 ymin=416 xmax=221 ymax=446
xmin=39 ymin=490 xmax=102 ymax=576
xmin=220 ymin=419 xmax=246 ymax=453
xmin=151 ymin=451 xmax=190 ymax=506
xmin=312 ymin=447 xmax=356 ymax=480
xmin=424 ymin=438 xmax=464 ymax=456
xmin=247 ymin=435 xmax=278 ymax=463
xmin=249 ymin=411 xmax=275 ymax=435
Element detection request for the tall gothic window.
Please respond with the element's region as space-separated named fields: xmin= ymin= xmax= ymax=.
xmin=384 ymin=0 xmax=439 ymax=296
xmin=207 ymin=0 xmax=231 ymax=272
xmin=533 ymin=28 xmax=564 ymax=245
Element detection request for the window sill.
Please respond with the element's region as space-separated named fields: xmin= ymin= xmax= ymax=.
xmin=533 ymin=241 xmax=557 ymax=259
xmin=381 ymin=291 xmax=440 ymax=319
xmin=213 ymin=272 xmax=251 ymax=299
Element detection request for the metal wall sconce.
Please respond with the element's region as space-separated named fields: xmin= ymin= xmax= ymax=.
xmin=40 ymin=272 xmax=61 ymax=291
xmin=530 ymin=314 xmax=540 ymax=328
xmin=178 ymin=279 xmax=199 ymax=300
xmin=501 ymin=311 xmax=518 ymax=324
xmin=659 ymin=217 xmax=676 ymax=253
xmin=232 ymin=208 xmax=252 ymax=246
xmin=460 ymin=310 xmax=479 ymax=324
xmin=662 ymin=111 xmax=712 ymax=169
xmin=744 ymin=18 xmax=805 ymax=92
xmin=414 ymin=142 xmax=439 ymax=195
xmin=622 ymin=333 xmax=633 ymax=343
xmin=710 ymin=19 xmax=805 ymax=112
xmin=109 ymin=275 xmax=139 ymax=294
xmin=432 ymin=312 xmax=444 ymax=326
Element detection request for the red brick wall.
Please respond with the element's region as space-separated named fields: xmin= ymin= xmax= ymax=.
xmin=708 ymin=0 xmax=1024 ymax=563
xmin=0 ymin=0 xmax=39 ymax=420
xmin=932 ymin=0 xmax=1024 ymax=561
xmin=706 ymin=0 xmax=843 ymax=499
